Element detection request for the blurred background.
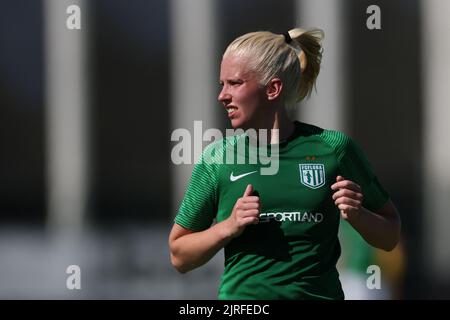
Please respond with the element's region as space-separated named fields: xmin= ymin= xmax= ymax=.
xmin=0 ymin=0 xmax=449 ymax=299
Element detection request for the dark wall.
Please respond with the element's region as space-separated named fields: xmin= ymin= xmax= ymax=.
xmin=348 ymin=0 xmax=423 ymax=298
xmin=0 ymin=1 xmax=44 ymax=224
xmin=90 ymin=0 xmax=171 ymax=223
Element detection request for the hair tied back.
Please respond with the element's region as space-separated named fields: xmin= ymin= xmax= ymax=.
xmin=283 ymin=32 xmax=292 ymax=44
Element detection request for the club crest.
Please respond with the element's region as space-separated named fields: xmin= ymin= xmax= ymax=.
xmin=299 ymin=164 xmax=326 ymax=189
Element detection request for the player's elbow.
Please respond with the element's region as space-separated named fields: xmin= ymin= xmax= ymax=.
xmin=385 ymin=218 xmax=401 ymax=251
xmin=170 ymin=252 xmax=191 ymax=274
xmin=380 ymin=229 xmax=401 ymax=252
xmin=382 ymin=240 xmax=397 ymax=252
xmin=376 ymin=202 xmax=401 ymax=252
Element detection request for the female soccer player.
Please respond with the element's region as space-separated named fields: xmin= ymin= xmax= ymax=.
xmin=168 ymin=28 xmax=401 ymax=300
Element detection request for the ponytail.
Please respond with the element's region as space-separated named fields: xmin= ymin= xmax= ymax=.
xmin=287 ymin=28 xmax=324 ymax=101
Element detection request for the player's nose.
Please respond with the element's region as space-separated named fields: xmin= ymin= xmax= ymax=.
xmin=218 ymin=87 xmax=231 ymax=103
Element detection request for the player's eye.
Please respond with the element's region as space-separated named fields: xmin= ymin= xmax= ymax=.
xmin=229 ymin=80 xmax=242 ymax=86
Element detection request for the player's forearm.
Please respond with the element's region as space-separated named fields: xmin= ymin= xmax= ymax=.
xmin=347 ymin=207 xmax=401 ymax=251
xmin=170 ymin=220 xmax=233 ymax=273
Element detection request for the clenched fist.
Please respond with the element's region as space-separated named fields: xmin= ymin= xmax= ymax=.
xmin=225 ymin=184 xmax=260 ymax=238
xmin=331 ymin=175 xmax=364 ymax=221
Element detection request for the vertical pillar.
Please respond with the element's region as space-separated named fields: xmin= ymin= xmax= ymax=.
xmin=45 ymin=0 xmax=90 ymax=231
xmin=170 ymin=0 xmax=218 ymax=217
xmin=421 ymin=0 xmax=450 ymax=279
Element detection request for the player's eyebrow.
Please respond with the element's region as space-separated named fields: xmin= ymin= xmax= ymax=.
xmin=219 ymin=78 xmax=244 ymax=85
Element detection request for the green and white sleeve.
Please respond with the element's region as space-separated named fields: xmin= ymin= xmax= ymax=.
xmin=174 ymin=150 xmax=221 ymax=231
xmin=336 ymin=134 xmax=390 ymax=212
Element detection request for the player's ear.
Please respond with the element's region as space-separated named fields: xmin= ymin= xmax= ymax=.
xmin=266 ymin=78 xmax=283 ymax=101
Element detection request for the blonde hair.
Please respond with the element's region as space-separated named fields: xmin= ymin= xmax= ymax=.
xmin=223 ymin=28 xmax=324 ymax=111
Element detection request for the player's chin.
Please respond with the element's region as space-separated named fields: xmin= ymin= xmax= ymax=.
xmin=230 ymin=117 xmax=249 ymax=130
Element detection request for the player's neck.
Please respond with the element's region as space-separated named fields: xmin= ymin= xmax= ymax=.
xmin=247 ymin=108 xmax=295 ymax=145
xmin=272 ymin=110 xmax=295 ymax=144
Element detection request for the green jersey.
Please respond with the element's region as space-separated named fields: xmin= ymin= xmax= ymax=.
xmin=174 ymin=121 xmax=389 ymax=300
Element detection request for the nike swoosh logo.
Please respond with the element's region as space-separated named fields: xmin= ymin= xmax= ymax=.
xmin=230 ymin=171 xmax=258 ymax=182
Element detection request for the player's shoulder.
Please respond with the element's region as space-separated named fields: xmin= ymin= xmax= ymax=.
xmin=298 ymin=121 xmax=353 ymax=154
xmin=199 ymin=134 xmax=244 ymax=165
xmin=320 ymin=129 xmax=352 ymax=148
xmin=298 ymin=122 xmax=350 ymax=145
xmin=318 ymin=127 xmax=368 ymax=165
xmin=202 ymin=134 xmax=243 ymax=153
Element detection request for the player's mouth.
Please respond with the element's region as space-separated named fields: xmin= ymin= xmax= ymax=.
xmin=226 ymin=106 xmax=238 ymax=118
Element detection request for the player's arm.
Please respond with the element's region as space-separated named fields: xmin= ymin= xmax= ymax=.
xmin=169 ymin=184 xmax=260 ymax=273
xmin=169 ymin=221 xmax=233 ymax=274
xmin=332 ymin=176 xmax=401 ymax=251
